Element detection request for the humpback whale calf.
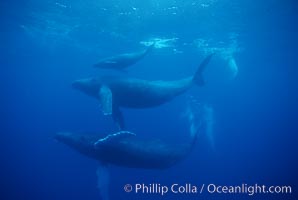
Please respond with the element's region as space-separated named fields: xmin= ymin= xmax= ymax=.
xmin=72 ymin=54 xmax=213 ymax=129
xmin=93 ymin=44 xmax=154 ymax=70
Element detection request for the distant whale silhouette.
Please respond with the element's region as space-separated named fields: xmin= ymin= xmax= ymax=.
xmin=93 ymin=44 xmax=154 ymax=70
xmin=72 ymin=54 xmax=213 ymax=129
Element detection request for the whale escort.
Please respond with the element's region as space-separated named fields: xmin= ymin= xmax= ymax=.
xmin=72 ymin=54 xmax=213 ymax=129
xmin=55 ymin=129 xmax=197 ymax=200
xmin=93 ymin=44 xmax=154 ymax=70
xmin=55 ymin=97 xmax=208 ymax=169
xmin=55 ymin=130 xmax=197 ymax=169
xmin=55 ymin=98 xmax=209 ymax=200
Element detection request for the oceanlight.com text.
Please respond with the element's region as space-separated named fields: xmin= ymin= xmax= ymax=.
xmin=206 ymin=183 xmax=292 ymax=196
xmin=123 ymin=183 xmax=292 ymax=196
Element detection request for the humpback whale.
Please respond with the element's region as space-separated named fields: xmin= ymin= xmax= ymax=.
xmin=55 ymin=130 xmax=197 ymax=200
xmin=72 ymin=54 xmax=213 ymax=129
xmin=55 ymin=130 xmax=197 ymax=169
xmin=93 ymin=44 xmax=154 ymax=70
xmin=55 ymin=98 xmax=208 ymax=200
xmin=55 ymin=97 xmax=207 ymax=169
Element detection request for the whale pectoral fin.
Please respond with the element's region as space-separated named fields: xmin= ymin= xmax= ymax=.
xmin=112 ymin=106 xmax=125 ymax=130
xmin=99 ymin=85 xmax=112 ymax=115
xmin=96 ymin=163 xmax=110 ymax=200
xmin=94 ymin=131 xmax=136 ymax=148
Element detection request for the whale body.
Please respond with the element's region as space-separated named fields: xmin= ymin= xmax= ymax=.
xmin=55 ymin=131 xmax=197 ymax=169
xmin=72 ymin=54 xmax=213 ymax=129
xmin=55 ymin=97 xmax=206 ymax=200
xmin=94 ymin=44 xmax=154 ymax=70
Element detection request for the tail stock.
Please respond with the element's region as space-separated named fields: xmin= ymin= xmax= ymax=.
xmin=192 ymin=53 xmax=214 ymax=86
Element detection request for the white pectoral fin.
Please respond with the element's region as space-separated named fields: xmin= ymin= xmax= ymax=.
xmin=96 ymin=163 xmax=110 ymax=200
xmin=99 ymin=85 xmax=113 ymax=115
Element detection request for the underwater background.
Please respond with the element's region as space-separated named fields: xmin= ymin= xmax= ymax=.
xmin=1 ymin=0 xmax=297 ymax=199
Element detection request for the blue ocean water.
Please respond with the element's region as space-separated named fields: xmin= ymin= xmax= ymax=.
xmin=1 ymin=0 xmax=297 ymax=199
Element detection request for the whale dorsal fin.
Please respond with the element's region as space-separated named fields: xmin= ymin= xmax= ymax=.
xmin=99 ymin=85 xmax=112 ymax=115
xmin=94 ymin=131 xmax=136 ymax=148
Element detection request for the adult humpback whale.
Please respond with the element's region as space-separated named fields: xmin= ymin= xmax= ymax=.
xmin=72 ymin=54 xmax=213 ymax=129
xmin=93 ymin=44 xmax=154 ymax=70
xmin=55 ymin=96 xmax=206 ymax=169
xmin=55 ymin=130 xmax=197 ymax=200
xmin=55 ymin=130 xmax=197 ymax=169
xmin=55 ymin=98 xmax=207 ymax=200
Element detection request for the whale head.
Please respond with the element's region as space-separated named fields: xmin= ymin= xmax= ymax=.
xmin=55 ymin=132 xmax=100 ymax=159
xmin=72 ymin=78 xmax=101 ymax=97
xmin=55 ymin=132 xmax=91 ymax=150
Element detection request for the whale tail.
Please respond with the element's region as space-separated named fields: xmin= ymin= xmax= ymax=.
xmin=192 ymin=53 xmax=214 ymax=86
